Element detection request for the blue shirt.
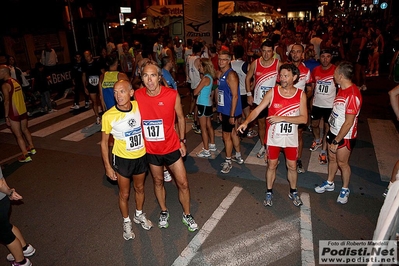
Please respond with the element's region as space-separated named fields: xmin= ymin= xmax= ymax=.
xmin=217 ymin=68 xmax=242 ymax=117
xmin=304 ymin=59 xmax=320 ymax=73
xmin=196 ymin=74 xmax=213 ymax=106
xmin=162 ymin=69 xmax=177 ymax=90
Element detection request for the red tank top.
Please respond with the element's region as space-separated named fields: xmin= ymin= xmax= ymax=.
xmin=265 ymin=85 xmax=302 ymax=147
xmin=6 ymin=78 xmax=27 ymax=119
xmin=134 ymin=86 xmax=180 ymax=155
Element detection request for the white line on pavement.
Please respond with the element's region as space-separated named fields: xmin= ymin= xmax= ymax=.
xmin=187 ymin=214 xmax=300 ymax=265
xmin=172 ymin=186 xmax=243 ymax=266
xmin=61 ymin=123 xmax=101 ymax=141
xmin=32 ymin=110 xmax=95 ymax=137
xmin=0 ymin=154 xmax=20 ymax=165
xmin=300 ymin=193 xmax=315 ymax=266
xmin=244 ymin=139 xmax=267 ymax=166
xmin=189 ymin=126 xmax=223 ymax=159
xmin=308 ymin=151 xmax=341 ymax=176
xmin=0 ymin=102 xmax=84 ymax=133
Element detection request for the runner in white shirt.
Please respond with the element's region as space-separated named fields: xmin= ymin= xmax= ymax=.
xmin=309 ymin=49 xmax=337 ymax=164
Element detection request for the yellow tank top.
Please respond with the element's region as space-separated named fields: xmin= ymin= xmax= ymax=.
xmin=101 ymin=71 xmax=119 ymax=89
xmin=10 ymin=78 xmax=27 ymax=116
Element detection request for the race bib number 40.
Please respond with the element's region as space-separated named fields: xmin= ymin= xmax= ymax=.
xmin=143 ymin=119 xmax=165 ymax=141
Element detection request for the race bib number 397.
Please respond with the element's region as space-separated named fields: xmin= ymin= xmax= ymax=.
xmin=143 ymin=119 xmax=165 ymax=141
xmin=124 ymin=128 xmax=144 ymax=151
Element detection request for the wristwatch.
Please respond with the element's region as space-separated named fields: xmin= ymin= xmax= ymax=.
xmin=332 ymin=139 xmax=339 ymax=145
xmin=180 ymin=139 xmax=186 ymax=144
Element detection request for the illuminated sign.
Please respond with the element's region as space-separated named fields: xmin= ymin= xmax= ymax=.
xmin=120 ymin=7 xmax=131 ymax=13
xmin=380 ymin=2 xmax=388 ymax=9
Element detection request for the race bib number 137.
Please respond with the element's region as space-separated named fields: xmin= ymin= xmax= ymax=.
xmin=143 ymin=119 xmax=165 ymax=141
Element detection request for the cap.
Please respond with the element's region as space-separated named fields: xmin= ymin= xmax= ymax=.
xmin=320 ymin=49 xmax=332 ymax=55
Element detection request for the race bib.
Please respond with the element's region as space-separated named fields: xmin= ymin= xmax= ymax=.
xmin=260 ymin=86 xmax=272 ymax=99
xmin=127 ymin=61 xmax=133 ymax=72
xmin=88 ymin=75 xmax=99 ymax=86
xmin=329 ymin=111 xmax=338 ymax=128
xmin=316 ymin=81 xmax=331 ymax=94
xmin=143 ymin=119 xmax=165 ymax=141
xmin=277 ymin=122 xmax=293 ymax=136
xmin=124 ymin=128 xmax=144 ymax=151
xmin=218 ymin=90 xmax=225 ymax=106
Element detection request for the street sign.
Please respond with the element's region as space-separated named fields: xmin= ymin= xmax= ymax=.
xmin=120 ymin=7 xmax=131 ymax=13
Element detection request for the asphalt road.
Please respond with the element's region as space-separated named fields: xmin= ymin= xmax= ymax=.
xmin=0 ymin=73 xmax=398 ymax=266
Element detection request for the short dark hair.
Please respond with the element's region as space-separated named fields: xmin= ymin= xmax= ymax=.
xmin=106 ymin=52 xmax=119 ymax=67
xmin=260 ymin=40 xmax=274 ymax=49
xmin=292 ymin=43 xmax=305 ymax=52
xmin=192 ymin=42 xmax=203 ymax=54
xmin=162 ymin=56 xmax=171 ymax=67
xmin=233 ymin=45 xmax=245 ymax=59
xmin=279 ymin=63 xmax=300 ymax=84
xmin=209 ymin=45 xmax=217 ymax=54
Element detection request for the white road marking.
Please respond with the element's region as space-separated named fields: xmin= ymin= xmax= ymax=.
xmin=186 ymin=214 xmax=300 ymax=266
xmin=189 ymin=126 xmax=223 ymax=159
xmin=0 ymin=154 xmax=20 ymax=165
xmin=308 ymin=151 xmax=341 ymax=176
xmin=54 ymin=97 xmax=73 ymax=105
xmin=172 ymin=186 xmax=243 ymax=266
xmin=61 ymin=123 xmax=101 ymax=141
xmin=32 ymin=110 xmax=95 ymax=137
xmin=0 ymin=102 xmax=83 ymax=133
xmin=244 ymin=139 xmax=267 ymax=166
xmin=368 ymin=119 xmax=399 ymax=182
xmin=300 ymin=193 xmax=315 ymax=266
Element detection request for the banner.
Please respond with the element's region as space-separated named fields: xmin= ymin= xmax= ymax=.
xmin=45 ymin=64 xmax=73 ymax=98
xmin=183 ymin=0 xmax=213 ymax=45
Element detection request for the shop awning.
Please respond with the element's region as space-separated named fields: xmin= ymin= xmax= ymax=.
xmin=146 ymin=5 xmax=183 ymax=18
xmin=146 ymin=1 xmax=277 ymax=19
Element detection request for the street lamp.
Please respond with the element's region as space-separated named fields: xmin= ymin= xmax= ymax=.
xmin=277 ymin=7 xmax=281 ymax=12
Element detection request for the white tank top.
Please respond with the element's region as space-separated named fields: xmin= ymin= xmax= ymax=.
xmin=231 ymin=59 xmax=247 ymax=95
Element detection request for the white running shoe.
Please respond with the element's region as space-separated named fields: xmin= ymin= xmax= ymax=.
xmin=163 ymin=170 xmax=172 ymax=182
xmin=133 ymin=213 xmax=153 ymax=230
xmin=209 ymin=143 xmax=217 ymax=152
xmin=158 ymin=211 xmax=170 ymax=228
xmin=7 ymin=244 xmax=35 ymax=261
xmin=182 ymin=213 xmax=198 ymax=232
xmin=257 ymin=145 xmax=265 ymax=158
xmin=197 ymin=148 xmax=211 ymax=158
xmin=123 ymin=220 xmax=135 ymax=240
xmin=220 ymin=162 xmax=232 ymax=174
xmin=337 ymin=188 xmax=350 ymax=204
xmin=231 ymin=155 xmax=244 ymax=164
xmin=70 ymin=104 xmax=79 ymax=110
